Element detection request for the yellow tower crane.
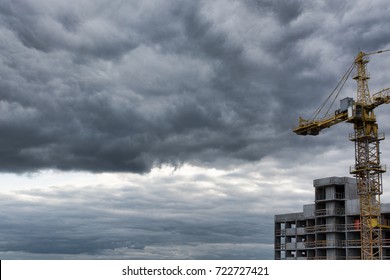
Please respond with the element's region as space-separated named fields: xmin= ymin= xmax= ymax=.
xmin=293 ymin=49 xmax=390 ymax=260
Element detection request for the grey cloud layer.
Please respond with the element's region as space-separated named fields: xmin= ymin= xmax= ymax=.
xmin=2 ymin=0 xmax=390 ymax=173
xmin=0 ymin=171 xmax=281 ymax=259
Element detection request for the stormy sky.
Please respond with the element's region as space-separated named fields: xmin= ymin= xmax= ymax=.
xmin=1 ymin=0 xmax=390 ymax=259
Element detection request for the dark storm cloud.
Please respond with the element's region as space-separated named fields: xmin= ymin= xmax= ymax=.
xmin=0 ymin=0 xmax=139 ymax=58
xmin=1 ymin=0 xmax=390 ymax=173
xmin=246 ymin=0 xmax=304 ymax=24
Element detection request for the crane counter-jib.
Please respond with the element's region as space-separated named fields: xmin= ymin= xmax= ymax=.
xmin=293 ymin=88 xmax=390 ymax=136
xmin=293 ymin=111 xmax=349 ymax=136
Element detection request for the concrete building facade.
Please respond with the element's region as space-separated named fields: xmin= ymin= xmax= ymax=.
xmin=274 ymin=177 xmax=390 ymax=260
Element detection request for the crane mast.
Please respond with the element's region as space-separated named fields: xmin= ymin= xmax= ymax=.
xmin=293 ymin=50 xmax=390 ymax=260
xmin=348 ymin=51 xmax=385 ymax=259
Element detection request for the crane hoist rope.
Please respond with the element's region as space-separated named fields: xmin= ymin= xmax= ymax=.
xmin=310 ymin=61 xmax=355 ymax=122
xmin=293 ymin=49 xmax=390 ymax=260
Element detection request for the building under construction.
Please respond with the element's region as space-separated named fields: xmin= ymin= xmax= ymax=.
xmin=274 ymin=176 xmax=390 ymax=260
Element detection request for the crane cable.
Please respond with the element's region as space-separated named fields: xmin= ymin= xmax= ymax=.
xmin=364 ymin=48 xmax=390 ymax=57
xmin=310 ymin=61 xmax=355 ymax=121
xmin=323 ymin=62 xmax=355 ymax=117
